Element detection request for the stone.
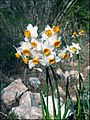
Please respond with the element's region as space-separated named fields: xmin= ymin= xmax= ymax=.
xmin=69 ymin=62 xmax=77 ymax=66
xmin=30 ymin=92 xmax=40 ymax=107
xmin=44 ymin=96 xmax=72 ymax=119
xmin=11 ymin=106 xmax=42 ymax=119
xmin=30 ymin=107 xmax=42 ymax=119
xmin=28 ymin=77 xmax=41 ymax=88
xmin=1 ymin=79 xmax=28 ymax=106
xmin=85 ymin=66 xmax=90 ymax=70
xmin=71 ymin=95 xmax=77 ymax=102
xmin=11 ymin=106 xmax=31 ymax=119
xmin=64 ymin=70 xmax=85 ymax=81
xmin=56 ymin=68 xmax=65 ymax=79
xmin=19 ymin=91 xmax=40 ymax=107
xmin=19 ymin=91 xmax=31 ymax=108
xmin=55 ymin=86 xmax=66 ymax=97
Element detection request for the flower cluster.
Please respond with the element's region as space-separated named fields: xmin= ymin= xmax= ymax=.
xmin=14 ymin=24 xmax=82 ymax=69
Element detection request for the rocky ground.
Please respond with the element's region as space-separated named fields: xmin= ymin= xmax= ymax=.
xmin=0 ymin=61 xmax=89 ymax=119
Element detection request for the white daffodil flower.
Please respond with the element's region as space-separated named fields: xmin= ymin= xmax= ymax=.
xmin=39 ymin=53 xmax=55 ymax=66
xmin=14 ymin=23 xmax=82 ymax=70
xmin=29 ymin=57 xmax=39 ymax=69
xmin=24 ymin=24 xmax=38 ymax=38
xmin=71 ymin=31 xmax=79 ymax=38
xmin=33 ymin=67 xmax=43 ymax=72
xmin=19 ymin=41 xmax=31 ymax=56
xmin=55 ymin=55 xmax=61 ymax=63
xmin=58 ymin=48 xmax=68 ymax=60
xmin=13 ymin=45 xmax=22 ymax=59
xmin=70 ymin=42 xmax=81 ymax=54
xmin=24 ymin=37 xmax=29 ymax=42
xmin=20 ymin=41 xmax=31 ymax=49
xmin=41 ymin=25 xmax=53 ymax=40
xmin=30 ymin=38 xmax=42 ymax=51
xmin=29 ymin=60 xmax=35 ymax=69
xmin=41 ymin=40 xmax=54 ymax=56
xmin=13 ymin=45 xmax=21 ymax=55
xmin=46 ymin=34 xmax=60 ymax=47
xmin=30 ymin=49 xmax=42 ymax=59
xmin=79 ymin=29 xmax=85 ymax=36
xmin=39 ymin=56 xmax=48 ymax=66
xmin=66 ymin=45 xmax=73 ymax=58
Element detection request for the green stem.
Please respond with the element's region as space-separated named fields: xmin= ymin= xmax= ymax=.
xmin=46 ymin=67 xmax=49 ymax=118
xmin=37 ymin=85 xmax=46 ymax=119
xmin=65 ymin=77 xmax=70 ymax=109
xmin=77 ymin=54 xmax=81 ymax=90
xmin=47 ymin=67 xmax=57 ymax=119
xmin=77 ymin=95 xmax=81 ymax=119
xmin=50 ymin=65 xmax=61 ymax=119
xmin=77 ymin=54 xmax=81 ymax=119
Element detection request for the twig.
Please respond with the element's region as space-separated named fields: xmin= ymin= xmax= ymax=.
xmin=53 ymin=0 xmax=77 ymax=24
xmin=0 ymin=112 xmax=7 ymax=117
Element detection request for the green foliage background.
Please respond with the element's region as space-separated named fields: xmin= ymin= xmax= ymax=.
xmin=0 ymin=0 xmax=89 ymax=76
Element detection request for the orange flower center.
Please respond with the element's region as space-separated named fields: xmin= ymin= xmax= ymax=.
xmin=32 ymin=58 xmax=39 ymax=64
xmin=79 ymin=29 xmax=84 ymax=34
xmin=31 ymin=42 xmax=37 ymax=47
xmin=22 ymin=49 xmax=30 ymax=56
xmin=54 ymin=40 xmax=60 ymax=48
xmin=73 ymin=32 xmax=77 ymax=36
xmin=15 ymin=52 xmax=21 ymax=59
xmin=23 ymin=58 xmax=29 ymax=64
xmin=24 ymin=30 xmax=31 ymax=37
xmin=48 ymin=58 xmax=55 ymax=64
xmin=72 ymin=47 xmax=77 ymax=52
xmin=62 ymin=53 xmax=68 ymax=59
xmin=53 ymin=26 xmax=60 ymax=33
xmin=43 ymin=48 xmax=50 ymax=55
xmin=45 ymin=30 xmax=52 ymax=37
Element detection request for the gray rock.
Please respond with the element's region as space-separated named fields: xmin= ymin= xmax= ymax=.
xmin=19 ymin=91 xmax=40 ymax=107
xmin=19 ymin=91 xmax=31 ymax=108
xmin=44 ymin=96 xmax=73 ymax=119
xmin=30 ymin=106 xmax=42 ymax=119
xmin=55 ymin=86 xmax=66 ymax=97
xmin=11 ymin=106 xmax=31 ymax=119
xmin=28 ymin=77 xmax=41 ymax=88
xmin=30 ymin=92 xmax=40 ymax=107
xmin=56 ymin=68 xmax=65 ymax=79
xmin=11 ymin=106 xmax=42 ymax=119
xmin=1 ymin=79 xmax=28 ymax=106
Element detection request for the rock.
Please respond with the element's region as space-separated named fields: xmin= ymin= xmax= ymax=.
xmin=27 ymin=77 xmax=41 ymax=91
xmin=19 ymin=91 xmax=40 ymax=107
xmin=71 ymin=95 xmax=77 ymax=102
xmin=85 ymin=66 xmax=90 ymax=70
xmin=11 ymin=106 xmax=42 ymax=119
xmin=28 ymin=77 xmax=41 ymax=87
xmin=30 ymin=92 xmax=40 ymax=107
xmin=9 ymin=77 xmax=14 ymax=82
xmin=1 ymin=79 xmax=28 ymax=106
xmin=64 ymin=70 xmax=85 ymax=81
xmin=56 ymin=68 xmax=65 ymax=79
xmin=69 ymin=62 xmax=77 ymax=66
xmin=11 ymin=106 xmax=31 ymax=119
xmin=11 ymin=91 xmax=41 ymax=119
xmin=55 ymin=86 xmax=65 ymax=97
xmin=44 ymin=96 xmax=72 ymax=119
xmin=44 ymin=96 xmax=58 ymax=117
xmin=30 ymin=107 xmax=42 ymax=119
xmin=19 ymin=91 xmax=31 ymax=108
